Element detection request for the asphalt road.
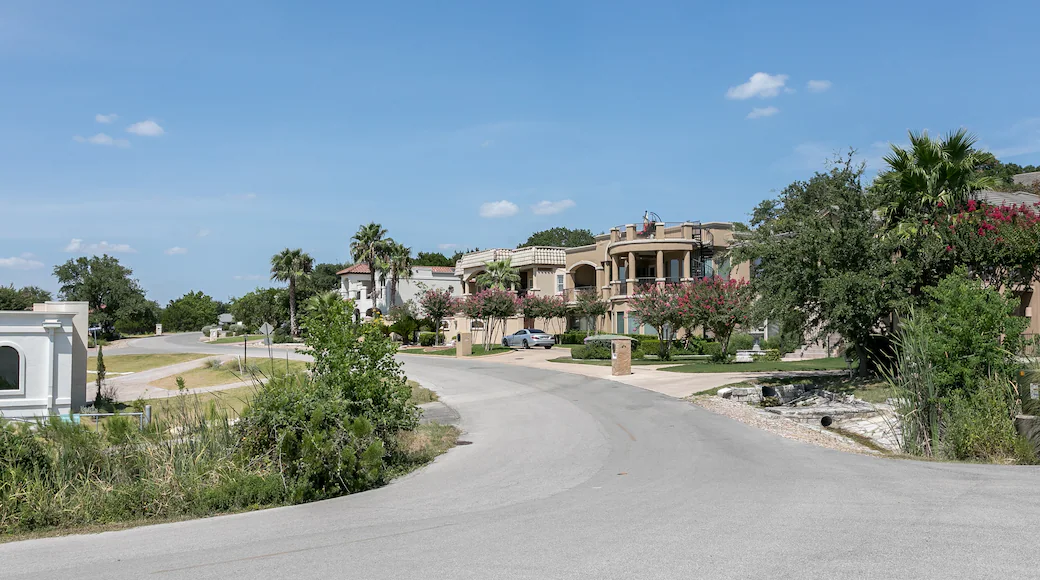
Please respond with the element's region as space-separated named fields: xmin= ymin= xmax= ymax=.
xmin=5 ymin=337 xmax=1040 ymax=579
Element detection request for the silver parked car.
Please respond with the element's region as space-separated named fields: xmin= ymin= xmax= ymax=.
xmin=502 ymin=329 xmax=555 ymax=349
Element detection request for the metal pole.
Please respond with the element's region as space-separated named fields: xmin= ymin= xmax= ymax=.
xmin=144 ymin=404 xmax=152 ymax=428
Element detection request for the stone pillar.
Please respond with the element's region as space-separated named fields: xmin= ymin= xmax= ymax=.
xmin=611 ymin=339 xmax=632 ymax=376
xmin=682 ymin=250 xmax=691 ymax=281
xmin=656 ymin=250 xmax=665 ymax=283
xmin=456 ymin=332 xmax=473 ymax=357
xmin=627 ymin=252 xmax=636 ymax=280
xmin=611 ymin=258 xmax=619 ymax=284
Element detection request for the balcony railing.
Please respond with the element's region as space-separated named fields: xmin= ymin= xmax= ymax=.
xmin=562 ymin=286 xmax=597 ymax=302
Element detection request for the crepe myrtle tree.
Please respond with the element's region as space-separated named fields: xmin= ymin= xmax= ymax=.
xmin=458 ymin=288 xmax=519 ymax=351
xmin=570 ymin=289 xmax=608 ymax=335
xmin=416 ymin=286 xmax=458 ymax=346
xmin=521 ymin=294 xmax=569 ymax=337
xmin=678 ymin=277 xmax=755 ymax=359
xmin=628 ymin=284 xmax=685 ymax=360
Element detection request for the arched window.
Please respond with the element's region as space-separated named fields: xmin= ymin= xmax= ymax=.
xmin=0 ymin=346 xmax=19 ymax=391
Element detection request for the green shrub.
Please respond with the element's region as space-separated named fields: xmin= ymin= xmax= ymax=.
xmin=201 ymin=324 xmax=217 ymax=337
xmin=942 ymin=382 xmax=1024 ymax=462
xmin=418 ymin=332 xmax=442 ymax=347
xmin=561 ymin=331 xmax=590 ymax=345
xmin=235 ymin=374 xmax=387 ymax=501
xmin=702 ymin=342 xmax=725 ymax=362
xmin=631 ymin=347 xmax=645 ymax=360
xmin=571 ymin=345 xmax=611 ymax=360
xmin=752 ymin=349 xmax=782 ymax=362
xmin=0 ymin=423 xmax=52 ymax=483
xmin=727 ymin=333 xmax=755 ymax=354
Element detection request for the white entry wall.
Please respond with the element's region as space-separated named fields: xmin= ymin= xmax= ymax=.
xmin=0 ymin=302 xmax=88 ymax=419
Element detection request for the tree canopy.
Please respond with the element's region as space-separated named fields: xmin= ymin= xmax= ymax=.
xmin=736 ymin=157 xmax=898 ymax=375
xmin=519 ymin=227 xmax=595 ymax=248
xmin=0 ymin=285 xmax=52 ymax=311
xmin=162 ymin=290 xmax=220 ymax=332
xmin=414 ymin=251 xmax=463 ymax=267
xmin=53 ymin=255 xmax=149 ymax=336
xmin=230 ymin=287 xmax=289 ymax=330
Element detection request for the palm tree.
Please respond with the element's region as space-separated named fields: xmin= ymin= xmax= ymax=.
xmin=877 ymin=129 xmax=998 ymax=235
xmin=476 ymin=258 xmax=521 ymax=290
xmin=270 ymin=248 xmax=314 ymax=337
xmin=382 ymin=241 xmax=414 ymax=308
xmin=304 ymin=290 xmax=344 ymax=318
xmin=350 ymin=223 xmax=390 ymax=313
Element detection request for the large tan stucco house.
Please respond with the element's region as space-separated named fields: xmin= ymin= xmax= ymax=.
xmin=445 ymin=246 xmax=567 ymax=343
xmin=562 ymin=220 xmax=751 ymax=335
xmin=444 ymin=219 xmax=769 ymax=345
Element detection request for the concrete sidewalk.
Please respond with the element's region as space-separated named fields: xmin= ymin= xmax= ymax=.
xmin=475 ymin=347 xmax=756 ymax=398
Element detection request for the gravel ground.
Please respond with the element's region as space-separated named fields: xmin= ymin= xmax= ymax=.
xmin=689 ymin=395 xmax=879 ymax=455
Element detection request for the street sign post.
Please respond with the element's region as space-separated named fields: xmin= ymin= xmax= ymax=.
xmin=258 ymin=323 xmax=274 ymax=346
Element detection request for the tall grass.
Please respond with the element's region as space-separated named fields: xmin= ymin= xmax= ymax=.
xmin=885 ymin=310 xmax=1035 ymax=462
xmin=882 ymin=313 xmax=940 ymax=456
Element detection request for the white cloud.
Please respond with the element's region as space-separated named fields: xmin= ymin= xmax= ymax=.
xmin=64 ymin=238 xmax=136 ymax=254
xmin=0 ymin=256 xmax=44 ymax=270
xmin=479 ymin=200 xmax=519 ymax=218
xmin=726 ymin=73 xmax=789 ymax=100
xmin=73 ymin=133 xmax=130 ymax=147
xmin=234 ymin=274 xmax=267 ymax=281
xmin=437 ymin=243 xmax=458 ymax=250
xmin=126 ymin=120 xmax=164 ymax=136
xmin=807 ymin=80 xmax=832 ymax=93
xmin=95 ymin=113 xmax=118 ymax=124
xmin=197 ymin=228 xmax=211 ymax=238
xmin=164 ymin=246 xmax=188 ymax=255
xmin=746 ymin=106 xmax=779 ymax=119
xmin=531 ymin=199 xmax=576 ymax=215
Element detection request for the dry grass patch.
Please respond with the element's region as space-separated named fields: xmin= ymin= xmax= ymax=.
xmin=149 ymin=359 xmax=309 ymax=390
xmin=88 ymin=353 xmax=210 ymax=374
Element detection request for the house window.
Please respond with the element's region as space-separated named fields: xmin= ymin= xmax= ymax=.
xmin=616 ymin=312 xmax=626 ymax=334
xmin=439 ymin=320 xmax=450 ymax=330
xmin=556 ymin=274 xmax=564 ymax=294
xmin=0 ymin=346 xmax=19 ymax=391
xmin=470 ymin=320 xmax=485 ymax=331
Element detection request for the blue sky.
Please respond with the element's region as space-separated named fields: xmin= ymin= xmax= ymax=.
xmin=3 ymin=0 xmax=1040 ymax=303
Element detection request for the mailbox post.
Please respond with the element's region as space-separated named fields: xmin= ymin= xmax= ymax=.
xmin=611 ymin=337 xmax=633 ymax=376
xmin=456 ymin=332 xmax=473 ymax=358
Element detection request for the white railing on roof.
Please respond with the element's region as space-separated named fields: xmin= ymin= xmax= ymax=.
xmin=454 ymin=247 xmax=566 ymax=274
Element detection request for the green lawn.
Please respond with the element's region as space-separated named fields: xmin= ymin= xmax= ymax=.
xmin=88 ymin=353 xmax=211 ymax=374
xmin=661 ymin=357 xmax=850 ymax=373
xmin=206 ymin=334 xmax=266 ymax=344
xmin=149 ymin=359 xmax=310 ymax=390
xmin=548 ymin=357 xmax=671 ymax=366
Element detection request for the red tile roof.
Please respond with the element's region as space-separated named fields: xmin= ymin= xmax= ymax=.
xmin=337 ymin=263 xmax=371 ymax=275
xmin=429 ymin=266 xmax=456 ymax=273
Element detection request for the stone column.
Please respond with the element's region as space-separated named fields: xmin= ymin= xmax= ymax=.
xmin=656 ymin=250 xmax=665 ymax=284
xmin=682 ymin=250 xmax=691 ymax=281
xmin=627 ymin=252 xmax=636 ymax=279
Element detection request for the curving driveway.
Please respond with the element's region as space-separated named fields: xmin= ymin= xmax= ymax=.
xmin=3 ymin=351 xmax=1039 ymax=578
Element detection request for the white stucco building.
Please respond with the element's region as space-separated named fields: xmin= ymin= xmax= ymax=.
xmin=0 ymin=301 xmax=88 ymax=419
xmin=338 ymin=264 xmax=461 ymax=317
